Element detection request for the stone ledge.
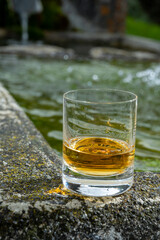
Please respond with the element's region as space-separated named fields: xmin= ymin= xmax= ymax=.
xmin=90 ymin=47 xmax=160 ymax=62
xmin=0 ymin=84 xmax=159 ymax=240
xmin=0 ymin=45 xmax=74 ymax=60
xmin=44 ymin=32 xmax=160 ymax=54
xmin=1 ymin=33 xmax=160 ymax=62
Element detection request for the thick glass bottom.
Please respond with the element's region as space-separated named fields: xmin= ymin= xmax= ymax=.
xmin=62 ymin=174 xmax=133 ymax=197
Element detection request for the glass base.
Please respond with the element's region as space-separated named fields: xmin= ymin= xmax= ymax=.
xmin=62 ymin=174 xmax=133 ymax=197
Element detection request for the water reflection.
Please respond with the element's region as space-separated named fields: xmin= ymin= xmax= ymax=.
xmin=0 ymin=55 xmax=159 ymax=171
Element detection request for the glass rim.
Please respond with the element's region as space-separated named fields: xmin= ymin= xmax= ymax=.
xmin=63 ymin=89 xmax=138 ymax=105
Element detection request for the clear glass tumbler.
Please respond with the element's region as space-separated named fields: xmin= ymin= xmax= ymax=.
xmin=63 ymin=89 xmax=137 ymax=197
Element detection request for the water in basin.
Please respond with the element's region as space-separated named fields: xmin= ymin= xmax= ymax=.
xmin=0 ymin=54 xmax=159 ymax=172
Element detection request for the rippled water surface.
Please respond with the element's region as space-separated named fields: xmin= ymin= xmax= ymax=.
xmin=0 ymin=54 xmax=160 ymax=171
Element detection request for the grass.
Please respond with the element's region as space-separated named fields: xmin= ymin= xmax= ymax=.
xmin=126 ymin=17 xmax=160 ymax=41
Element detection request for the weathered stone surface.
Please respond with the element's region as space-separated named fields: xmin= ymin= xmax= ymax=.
xmin=90 ymin=47 xmax=160 ymax=62
xmin=62 ymin=0 xmax=127 ymax=33
xmin=0 ymin=84 xmax=62 ymax=202
xmin=0 ymin=84 xmax=159 ymax=240
xmin=45 ymin=32 xmax=160 ymax=61
xmin=0 ymin=45 xmax=74 ymax=59
xmin=122 ymin=35 xmax=160 ymax=54
xmin=44 ymin=32 xmax=160 ymax=54
xmin=1 ymin=34 xmax=160 ymax=62
xmin=45 ymin=31 xmax=123 ymax=47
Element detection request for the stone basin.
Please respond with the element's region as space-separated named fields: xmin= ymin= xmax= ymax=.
xmin=1 ymin=33 xmax=160 ymax=62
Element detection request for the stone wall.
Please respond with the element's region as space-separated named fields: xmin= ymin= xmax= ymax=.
xmin=62 ymin=0 xmax=127 ymax=33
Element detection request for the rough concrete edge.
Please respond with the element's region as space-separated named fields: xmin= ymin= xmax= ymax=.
xmin=0 ymin=82 xmax=62 ymax=174
xmin=0 ymin=83 xmax=23 ymax=112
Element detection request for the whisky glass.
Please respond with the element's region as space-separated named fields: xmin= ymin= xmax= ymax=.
xmin=63 ymin=89 xmax=137 ymax=197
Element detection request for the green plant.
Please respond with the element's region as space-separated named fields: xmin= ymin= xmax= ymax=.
xmin=40 ymin=1 xmax=68 ymax=30
xmin=126 ymin=17 xmax=160 ymax=41
xmin=127 ymin=0 xmax=149 ymax=21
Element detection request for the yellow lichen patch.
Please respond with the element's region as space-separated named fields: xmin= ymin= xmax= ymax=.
xmin=12 ymin=136 xmax=18 ymax=139
xmin=45 ymin=184 xmax=76 ymax=197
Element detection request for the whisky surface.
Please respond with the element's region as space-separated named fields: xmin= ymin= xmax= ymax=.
xmin=63 ymin=137 xmax=134 ymax=176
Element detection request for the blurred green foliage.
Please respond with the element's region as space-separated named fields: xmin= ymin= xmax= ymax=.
xmin=30 ymin=0 xmax=68 ymax=31
xmin=127 ymin=0 xmax=149 ymax=21
xmin=127 ymin=0 xmax=160 ymax=41
xmin=139 ymin=0 xmax=160 ymax=24
xmin=127 ymin=0 xmax=160 ymax=24
xmin=126 ymin=17 xmax=160 ymax=41
xmin=41 ymin=0 xmax=68 ymax=30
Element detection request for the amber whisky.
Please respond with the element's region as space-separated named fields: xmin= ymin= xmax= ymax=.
xmin=63 ymin=137 xmax=134 ymax=176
